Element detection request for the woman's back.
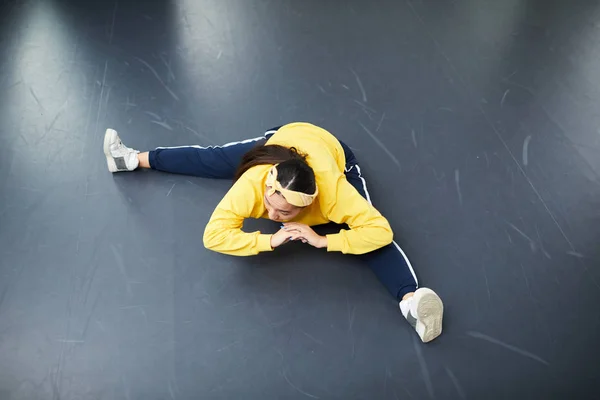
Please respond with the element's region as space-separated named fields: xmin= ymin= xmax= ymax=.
xmin=238 ymin=122 xmax=349 ymax=226
xmin=264 ymin=122 xmax=346 ymax=178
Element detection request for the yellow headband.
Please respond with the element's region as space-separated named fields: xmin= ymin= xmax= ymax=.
xmin=265 ymin=165 xmax=318 ymax=207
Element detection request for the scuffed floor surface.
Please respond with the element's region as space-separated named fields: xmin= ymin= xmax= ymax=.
xmin=1 ymin=0 xmax=599 ymax=399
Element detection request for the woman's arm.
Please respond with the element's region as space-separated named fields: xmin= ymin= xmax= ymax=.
xmin=203 ymin=177 xmax=273 ymax=256
xmin=324 ymin=179 xmax=394 ymax=254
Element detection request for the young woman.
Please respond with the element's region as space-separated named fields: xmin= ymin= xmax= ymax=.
xmin=103 ymin=122 xmax=444 ymax=342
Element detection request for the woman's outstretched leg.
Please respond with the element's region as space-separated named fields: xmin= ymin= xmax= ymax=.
xmin=103 ymin=128 xmax=279 ymax=178
xmin=339 ymin=140 xmax=444 ymax=343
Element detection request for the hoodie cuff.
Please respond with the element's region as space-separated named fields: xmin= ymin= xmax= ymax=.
xmin=326 ymin=233 xmax=344 ymax=252
xmin=257 ymin=234 xmax=274 ymax=252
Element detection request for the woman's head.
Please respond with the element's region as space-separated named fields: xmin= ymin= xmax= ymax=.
xmin=234 ymin=144 xmax=317 ymax=222
xmin=264 ymin=159 xmax=317 ymax=221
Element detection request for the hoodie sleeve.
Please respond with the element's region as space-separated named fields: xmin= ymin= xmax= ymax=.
xmin=324 ymin=178 xmax=394 ymax=254
xmin=203 ymin=176 xmax=273 ymax=256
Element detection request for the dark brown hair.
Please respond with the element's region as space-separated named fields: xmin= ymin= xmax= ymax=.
xmin=234 ymin=144 xmax=316 ymax=196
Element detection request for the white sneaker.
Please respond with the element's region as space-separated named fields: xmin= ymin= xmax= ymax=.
xmin=103 ymin=128 xmax=139 ymax=172
xmin=399 ymin=288 xmax=443 ymax=343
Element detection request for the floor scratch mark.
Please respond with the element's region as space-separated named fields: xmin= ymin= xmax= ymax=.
xmin=350 ymin=68 xmax=367 ymax=102
xmin=504 ymin=79 xmax=535 ymax=95
xmin=359 ymin=106 xmax=374 ymax=120
xmin=159 ymin=53 xmax=176 ymax=82
xmin=37 ymin=109 xmax=63 ymax=145
xmin=144 ymin=111 xmax=161 ymax=120
xmin=519 ymin=262 xmax=532 ymax=299
xmin=506 ymin=221 xmax=536 ymax=252
xmin=534 ymin=224 xmax=552 ymax=259
xmin=445 ymin=367 xmax=466 ymax=400
xmin=411 ymin=129 xmax=418 ymax=148
xmin=183 ymin=125 xmax=211 ymax=142
xmin=500 ymin=89 xmax=510 ymax=107
xmin=376 ymin=112 xmax=386 ymax=132
xmin=522 ymin=135 xmax=532 ymax=167
xmin=348 ymin=306 xmax=356 ymax=332
xmin=300 ymin=330 xmax=324 ymax=346
xmin=454 ymin=169 xmax=462 ymax=206
xmin=29 ymin=86 xmax=44 ymax=111
xmin=166 ymin=182 xmax=176 ymax=197
xmin=467 ymin=331 xmax=549 ymax=366
xmin=123 ymin=96 xmax=137 ymax=110
xmin=168 ymin=120 xmax=213 ymax=143
xmin=168 ymin=380 xmax=176 ymax=400
xmin=216 ymin=340 xmax=241 ymax=352
xmin=482 ymin=265 xmax=491 ymax=301
xmin=151 ymin=120 xmax=173 ymax=131
xmin=282 ymin=369 xmax=320 ymax=399
xmin=135 ymin=57 xmax=180 ymax=101
xmin=566 ymin=251 xmax=584 ymax=259
xmin=503 ymin=70 xmax=518 ymax=81
xmin=94 ymin=60 xmax=109 ymax=135
xmin=412 ymin=335 xmax=435 ymax=399
xmin=81 ymin=292 xmax=101 ymax=340
xmin=353 ymin=99 xmax=376 ymax=113
xmin=384 ymin=368 xmax=389 ymax=398
xmin=6 ymin=79 xmax=22 ymax=90
xmin=358 ymin=122 xmax=401 ymax=170
xmin=109 ymin=1 xmax=118 ymax=44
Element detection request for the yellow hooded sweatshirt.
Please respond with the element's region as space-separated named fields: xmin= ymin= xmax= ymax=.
xmin=203 ymin=122 xmax=393 ymax=256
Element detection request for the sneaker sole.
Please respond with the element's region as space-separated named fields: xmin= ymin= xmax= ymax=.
xmin=413 ymin=288 xmax=444 ymax=343
xmin=103 ymin=128 xmax=118 ymax=172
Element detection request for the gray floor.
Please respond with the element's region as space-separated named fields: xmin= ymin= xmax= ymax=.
xmin=1 ymin=0 xmax=600 ymax=399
